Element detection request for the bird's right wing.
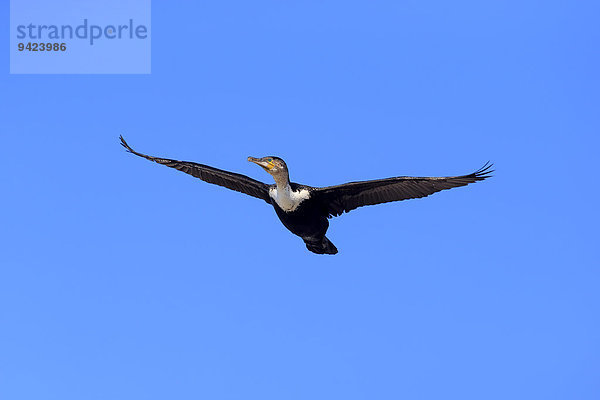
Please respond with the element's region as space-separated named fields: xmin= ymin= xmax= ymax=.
xmin=120 ymin=136 xmax=271 ymax=203
xmin=313 ymin=163 xmax=493 ymax=217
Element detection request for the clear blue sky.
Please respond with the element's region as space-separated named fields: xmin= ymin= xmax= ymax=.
xmin=1 ymin=1 xmax=599 ymax=399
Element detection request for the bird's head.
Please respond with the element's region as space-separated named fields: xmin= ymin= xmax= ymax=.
xmin=248 ymin=156 xmax=289 ymax=183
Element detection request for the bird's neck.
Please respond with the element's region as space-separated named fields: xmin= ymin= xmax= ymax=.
xmin=269 ymin=171 xmax=310 ymax=212
xmin=273 ymin=172 xmax=291 ymax=191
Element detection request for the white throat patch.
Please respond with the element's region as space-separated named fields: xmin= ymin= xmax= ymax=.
xmin=269 ymin=185 xmax=310 ymax=212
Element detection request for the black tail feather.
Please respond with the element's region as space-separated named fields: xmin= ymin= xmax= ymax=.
xmin=304 ymin=236 xmax=338 ymax=255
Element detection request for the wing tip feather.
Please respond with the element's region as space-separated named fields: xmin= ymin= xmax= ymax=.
xmin=119 ymin=135 xmax=134 ymax=153
xmin=120 ymin=135 xmax=151 ymax=161
xmin=473 ymin=161 xmax=494 ymax=180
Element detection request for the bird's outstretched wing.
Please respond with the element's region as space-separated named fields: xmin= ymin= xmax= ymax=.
xmin=313 ymin=163 xmax=494 ymax=217
xmin=120 ymin=136 xmax=271 ymax=203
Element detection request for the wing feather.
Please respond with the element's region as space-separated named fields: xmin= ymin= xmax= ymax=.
xmin=120 ymin=136 xmax=270 ymax=203
xmin=314 ymin=162 xmax=493 ymax=217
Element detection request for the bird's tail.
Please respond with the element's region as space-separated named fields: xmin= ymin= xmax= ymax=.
xmin=304 ymin=236 xmax=338 ymax=255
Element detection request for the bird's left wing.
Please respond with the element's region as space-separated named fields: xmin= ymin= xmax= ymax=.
xmin=313 ymin=163 xmax=493 ymax=217
xmin=120 ymin=136 xmax=271 ymax=203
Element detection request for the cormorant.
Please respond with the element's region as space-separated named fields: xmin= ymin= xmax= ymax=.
xmin=120 ymin=136 xmax=493 ymax=255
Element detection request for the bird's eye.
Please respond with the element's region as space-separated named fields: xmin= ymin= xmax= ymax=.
xmin=267 ymin=158 xmax=273 ymax=163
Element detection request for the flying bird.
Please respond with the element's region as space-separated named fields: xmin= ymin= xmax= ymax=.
xmin=120 ymin=136 xmax=493 ymax=255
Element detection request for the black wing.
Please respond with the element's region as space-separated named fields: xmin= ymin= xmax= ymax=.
xmin=314 ymin=162 xmax=493 ymax=217
xmin=120 ymin=136 xmax=271 ymax=203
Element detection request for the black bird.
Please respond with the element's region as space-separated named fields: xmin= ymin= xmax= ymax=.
xmin=120 ymin=136 xmax=493 ymax=255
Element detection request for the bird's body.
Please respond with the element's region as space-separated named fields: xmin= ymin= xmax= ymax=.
xmin=120 ymin=136 xmax=492 ymax=255
xmin=267 ymin=182 xmax=335 ymax=253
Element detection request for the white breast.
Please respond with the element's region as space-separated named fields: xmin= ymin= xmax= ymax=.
xmin=269 ymin=185 xmax=310 ymax=212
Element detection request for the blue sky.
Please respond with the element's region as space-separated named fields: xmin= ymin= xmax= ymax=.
xmin=1 ymin=1 xmax=599 ymax=399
